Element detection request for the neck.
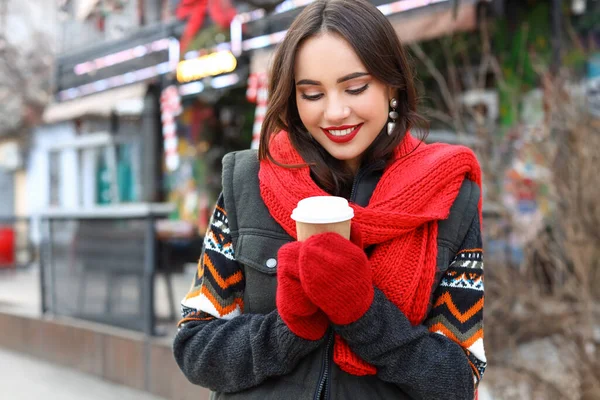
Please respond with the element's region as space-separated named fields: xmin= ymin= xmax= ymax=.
xmin=345 ymin=156 xmax=361 ymax=175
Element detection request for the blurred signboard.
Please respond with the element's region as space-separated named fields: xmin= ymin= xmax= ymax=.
xmin=54 ymin=25 xmax=180 ymax=101
xmin=176 ymin=51 xmax=238 ymax=83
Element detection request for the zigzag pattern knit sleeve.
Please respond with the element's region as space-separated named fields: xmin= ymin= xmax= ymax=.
xmin=178 ymin=194 xmax=244 ymax=324
xmin=425 ymin=215 xmax=487 ymax=386
xmin=173 ymin=193 xmax=325 ymax=393
xmin=332 ymin=216 xmax=486 ymax=400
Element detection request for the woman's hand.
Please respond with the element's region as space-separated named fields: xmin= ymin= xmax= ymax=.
xmin=276 ymin=241 xmax=329 ymax=340
xmin=298 ymin=231 xmax=374 ymax=326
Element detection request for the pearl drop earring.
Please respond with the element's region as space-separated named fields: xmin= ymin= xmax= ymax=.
xmin=387 ymin=98 xmax=398 ymax=136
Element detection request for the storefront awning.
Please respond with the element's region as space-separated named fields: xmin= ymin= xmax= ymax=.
xmin=42 ymin=83 xmax=148 ymax=124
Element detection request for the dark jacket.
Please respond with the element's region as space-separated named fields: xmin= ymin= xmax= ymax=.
xmin=173 ymin=150 xmax=484 ymax=400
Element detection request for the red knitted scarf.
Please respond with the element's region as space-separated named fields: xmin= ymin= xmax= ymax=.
xmin=259 ymin=131 xmax=482 ymax=375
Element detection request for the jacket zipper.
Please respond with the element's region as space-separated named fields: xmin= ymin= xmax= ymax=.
xmin=349 ymin=168 xmax=365 ymax=203
xmin=349 ymin=160 xmax=385 ymax=204
xmin=314 ymin=331 xmax=334 ymax=400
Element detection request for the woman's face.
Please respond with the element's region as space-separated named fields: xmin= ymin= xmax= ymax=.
xmin=294 ymin=32 xmax=391 ymax=173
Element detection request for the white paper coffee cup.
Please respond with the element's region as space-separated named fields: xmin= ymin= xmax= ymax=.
xmin=291 ymin=196 xmax=354 ymax=241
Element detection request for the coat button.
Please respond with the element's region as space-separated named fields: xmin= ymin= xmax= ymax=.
xmin=266 ymin=258 xmax=277 ymax=268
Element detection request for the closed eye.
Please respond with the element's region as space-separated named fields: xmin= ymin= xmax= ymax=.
xmin=346 ymin=84 xmax=369 ymax=95
xmin=301 ymin=93 xmax=324 ymax=101
xmin=300 ymin=83 xmax=368 ymax=101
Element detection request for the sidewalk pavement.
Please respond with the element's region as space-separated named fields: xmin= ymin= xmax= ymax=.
xmin=0 ymin=265 xmax=40 ymax=314
xmin=0 ymin=264 xmax=208 ymax=400
xmin=0 ymin=347 xmax=165 ymax=400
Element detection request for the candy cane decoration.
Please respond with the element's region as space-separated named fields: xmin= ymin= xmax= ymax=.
xmin=247 ymin=72 xmax=269 ymax=150
xmin=160 ymin=85 xmax=182 ymax=171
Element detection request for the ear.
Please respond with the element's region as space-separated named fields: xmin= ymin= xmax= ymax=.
xmin=388 ymin=87 xmax=397 ymax=102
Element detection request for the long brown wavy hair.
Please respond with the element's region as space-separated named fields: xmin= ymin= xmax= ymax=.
xmin=258 ymin=0 xmax=427 ymax=198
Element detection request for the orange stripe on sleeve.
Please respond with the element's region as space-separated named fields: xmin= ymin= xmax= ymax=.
xmin=433 ymin=292 xmax=484 ymax=324
xmin=203 ymin=252 xmax=244 ymax=290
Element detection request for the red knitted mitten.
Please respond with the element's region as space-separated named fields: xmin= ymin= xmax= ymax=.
xmin=299 ymin=232 xmax=374 ymax=325
xmin=276 ymin=241 xmax=329 ymax=340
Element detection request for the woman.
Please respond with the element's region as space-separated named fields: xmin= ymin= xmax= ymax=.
xmin=173 ymin=0 xmax=486 ymax=399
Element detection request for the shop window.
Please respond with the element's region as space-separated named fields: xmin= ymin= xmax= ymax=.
xmin=95 ymin=141 xmax=139 ymax=205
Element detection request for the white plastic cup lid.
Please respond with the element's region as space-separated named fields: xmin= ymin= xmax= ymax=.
xmin=291 ymin=196 xmax=354 ymax=224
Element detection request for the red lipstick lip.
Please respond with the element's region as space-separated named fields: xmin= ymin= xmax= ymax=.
xmin=320 ymin=123 xmax=363 ymax=144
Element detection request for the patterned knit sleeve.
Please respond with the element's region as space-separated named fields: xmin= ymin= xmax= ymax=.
xmin=173 ymin=193 xmax=326 ymax=393
xmin=179 ymin=193 xmax=244 ymax=325
xmin=424 ymin=215 xmax=487 ymax=386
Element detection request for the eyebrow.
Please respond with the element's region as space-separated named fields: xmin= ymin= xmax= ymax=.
xmin=296 ymin=72 xmax=370 ymax=86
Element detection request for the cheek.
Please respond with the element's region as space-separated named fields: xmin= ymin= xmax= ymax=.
xmin=296 ymin=99 xmax=321 ymax=128
xmin=352 ymin=94 xmax=387 ymax=121
xmin=351 ymin=84 xmax=386 ymax=113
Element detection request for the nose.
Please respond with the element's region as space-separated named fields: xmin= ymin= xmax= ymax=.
xmin=324 ymin=97 xmax=350 ymax=124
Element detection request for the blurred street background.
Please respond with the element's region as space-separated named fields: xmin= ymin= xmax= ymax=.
xmin=0 ymin=0 xmax=598 ymax=399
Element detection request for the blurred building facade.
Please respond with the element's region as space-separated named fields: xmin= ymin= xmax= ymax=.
xmin=34 ymin=1 xmax=176 ymax=215
xmin=0 ymin=0 xmax=56 ymax=218
xmin=57 ymin=0 xmax=169 ymax=54
xmin=0 ymin=0 xmax=57 ymax=267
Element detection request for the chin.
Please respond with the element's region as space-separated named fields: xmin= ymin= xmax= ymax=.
xmin=329 ymin=152 xmax=361 ymax=164
xmin=323 ymin=149 xmax=351 ymax=160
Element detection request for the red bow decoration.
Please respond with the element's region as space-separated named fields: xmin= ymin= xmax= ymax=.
xmin=177 ymin=0 xmax=237 ymax=52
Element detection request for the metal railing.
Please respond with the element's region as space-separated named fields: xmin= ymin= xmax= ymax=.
xmin=38 ymin=203 xmax=174 ymax=336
